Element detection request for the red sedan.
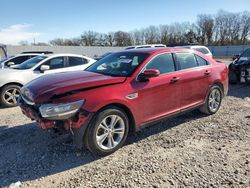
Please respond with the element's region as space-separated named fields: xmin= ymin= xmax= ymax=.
xmin=18 ymin=48 xmax=228 ymax=156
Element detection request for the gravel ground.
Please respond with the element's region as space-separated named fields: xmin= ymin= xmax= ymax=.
xmin=0 ymin=83 xmax=250 ymax=188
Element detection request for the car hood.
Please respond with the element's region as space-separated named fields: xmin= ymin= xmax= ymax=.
xmin=24 ymin=71 xmax=126 ymax=103
xmin=0 ymin=68 xmax=23 ymax=73
xmin=234 ymin=59 xmax=250 ymax=65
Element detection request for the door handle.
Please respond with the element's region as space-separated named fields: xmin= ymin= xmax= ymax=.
xmin=204 ymin=70 xmax=211 ymax=75
xmin=170 ymin=77 xmax=180 ymax=83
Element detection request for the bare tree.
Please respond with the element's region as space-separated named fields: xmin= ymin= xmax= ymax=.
xmin=49 ymin=38 xmax=65 ymax=46
xmin=113 ymin=31 xmax=133 ymax=46
xmin=131 ymin=30 xmax=144 ymax=45
xmin=215 ymin=11 xmax=233 ymax=45
xmin=196 ymin=14 xmax=214 ymax=45
xmin=143 ymin=26 xmax=160 ymax=44
xmin=159 ymin=25 xmax=169 ymax=44
xmin=105 ymin=32 xmax=115 ymax=46
xmin=48 ymin=10 xmax=250 ymax=47
xmin=240 ymin=11 xmax=250 ymax=44
xmin=81 ymin=31 xmax=99 ymax=46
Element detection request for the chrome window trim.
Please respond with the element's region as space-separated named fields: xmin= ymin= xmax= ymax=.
xmin=136 ymin=51 xmax=212 ymax=82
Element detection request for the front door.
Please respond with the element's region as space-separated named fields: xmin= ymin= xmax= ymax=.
xmin=133 ymin=53 xmax=181 ymax=124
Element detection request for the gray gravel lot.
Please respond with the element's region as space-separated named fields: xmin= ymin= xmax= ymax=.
xmin=0 ymin=83 xmax=250 ymax=188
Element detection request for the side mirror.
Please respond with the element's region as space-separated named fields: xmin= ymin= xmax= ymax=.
xmin=138 ymin=69 xmax=160 ymax=82
xmin=40 ymin=65 xmax=50 ymax=72
xmin=7 ymin=62 xmax=15 ymax=67
xmin=232 ymin=54 xmax=240 ymax=60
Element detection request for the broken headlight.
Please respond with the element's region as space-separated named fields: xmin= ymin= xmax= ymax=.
xmin=39 ymin=100 xmax=84 ymax=120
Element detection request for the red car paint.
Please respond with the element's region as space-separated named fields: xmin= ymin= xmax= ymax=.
xmin=19 ymin=48 xmax=228 ymax=131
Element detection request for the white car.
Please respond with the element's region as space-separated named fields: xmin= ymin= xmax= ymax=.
xmin=0 ymin=52 xmax=53 ymax=69
xmin=177 ymin=45 xmax=213 ymax=58
xmin=0 ymin=54 xmax=96 ymax=107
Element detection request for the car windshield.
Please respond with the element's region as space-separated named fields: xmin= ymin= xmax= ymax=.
xmin=86 ymin=52 xmax=149 ymax=77
xmin=240 ymin=49 xmax=250 ymax=58
xmin=0 ymin=56 xmax=12 ymax=63
xmin=13 ymin=55 xmax=47 ymax=70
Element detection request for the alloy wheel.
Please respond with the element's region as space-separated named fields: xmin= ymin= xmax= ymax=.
xmin=208 ymin=88 xmax=221 ymax=112
xmin=3 ymin=88 xmax=20 ymax=105
xmin=96 ymin=115 xmax=125 ymax=150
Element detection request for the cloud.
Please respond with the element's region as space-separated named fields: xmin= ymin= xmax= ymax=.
xmin=0 ymin=24 xmax=41 ymax=45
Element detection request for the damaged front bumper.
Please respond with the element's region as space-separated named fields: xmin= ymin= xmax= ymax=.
xmin=18 ymin=97 xmax=91 ymax=130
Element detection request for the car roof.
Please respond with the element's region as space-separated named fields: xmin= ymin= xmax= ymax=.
xmin=44 ymin=53 xmax=94 ymax=60
xmin=117 ymin=47 xmax=193 ymax=54
xmin=179 ymin=45 xmax=209 ymax=49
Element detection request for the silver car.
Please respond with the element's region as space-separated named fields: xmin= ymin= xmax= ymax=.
xmin=0 ymin=53 xmax=96 ymax=107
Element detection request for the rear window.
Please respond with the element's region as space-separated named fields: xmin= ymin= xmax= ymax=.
xmin=195 ymin=55 xmax=208 ymax=66
xmin=176 ymin=53 xmax=198 ymax=70
xmin=68 ymin=57 xmax=87 ymax=67
xmin=194 ymin=47 xmax=210 ymax=54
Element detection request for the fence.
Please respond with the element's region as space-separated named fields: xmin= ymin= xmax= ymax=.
xmin=6 ymin=45 xmax=250 ymax=58
xmin=6 ymin=46 xmax=124 ymax=58
xmin=208 ymin=45 xmax=250 ymax=57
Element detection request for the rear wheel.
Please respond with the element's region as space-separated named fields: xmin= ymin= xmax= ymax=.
xmin=199 ymin=85 xmax=222 ymax=115
xmin=0 ymin=84 xmax=21 ymax=108
xmin=84 ymin=107 xmax=129 ymax=156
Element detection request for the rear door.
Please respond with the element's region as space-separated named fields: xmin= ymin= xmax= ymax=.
xmin=174 ymin=52 xmax=212 ymax=110
xmin=64 ymin=56 xmax=90 ymax=71
xmin=134 ymin=53 xmax=181 ymax=123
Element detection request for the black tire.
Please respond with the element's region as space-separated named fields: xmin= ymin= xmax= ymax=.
xmin=199 ymin=85 xmax=222 ymax=115
xmin=0 ymin=84 xmax=21 ymax=108
xmin=84 ymin=106 xmax=129 ymax=156
xmin=229 ymin=70 xmax=238 ymax=84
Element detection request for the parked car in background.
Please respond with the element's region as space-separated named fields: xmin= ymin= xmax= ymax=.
xmin=176 ymin=45 xmax=213 ymax=58
xmin=125 ymin=44 xmax=166 ymax=50
xmin=94 ymin=52 xmax=113 ymax=61
xmin=19 ymin=48 xmax=228 ymax=156
xmin=0 ymin=51 xmax=53 ymax=69
xmin=0 ymin=54 xmax=95 ymax=107
xmin=229 ymin=48 xmax=250 ymax=84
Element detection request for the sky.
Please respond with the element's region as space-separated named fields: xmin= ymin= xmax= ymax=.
xmin=0 ymin=0 xmax=249 ymax=45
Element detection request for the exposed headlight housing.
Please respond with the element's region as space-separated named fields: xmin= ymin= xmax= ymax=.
xmin=39 ymin=100 xmax=84 ymax=120
xmin=21 ymin=87 xmax=34 ymax=105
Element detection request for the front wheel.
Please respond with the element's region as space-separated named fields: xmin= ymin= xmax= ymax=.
xmin=84 ymin=107 xmax=129 ymax=156
xmin=199 ymin=85 xmax=222 ymax=115
xmin=0 ymin=84 xmax=21 ymax=108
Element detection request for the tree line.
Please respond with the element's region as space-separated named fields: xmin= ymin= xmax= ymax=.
xmin=29 ymin=10 xmax=250 ymax=47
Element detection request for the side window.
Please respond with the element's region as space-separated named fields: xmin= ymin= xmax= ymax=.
xmin=195 ymin=55 xmax=208 ymax=66
xmin=146 ymin=53 xmax=175 ymax=74
xmin=176 ymin=53 xmax=198 ymax=70
xmin=7 ymin=56 xmax=30 ymax=65
xmin=68 ymin=57 xmax=87 ymax=67
xmin=44 ymin=57 xmax=64 ymax=70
